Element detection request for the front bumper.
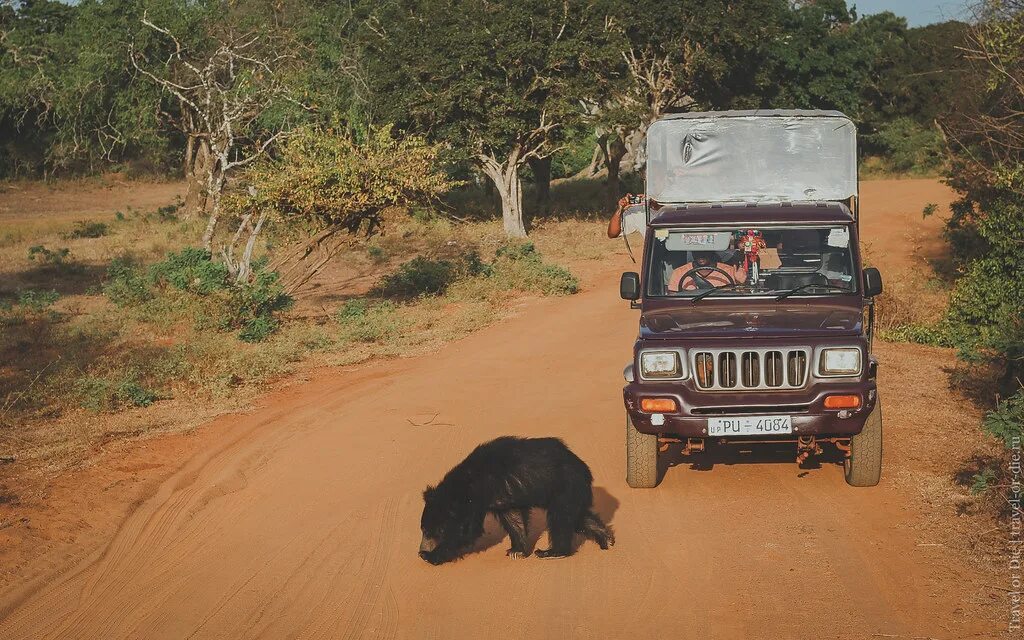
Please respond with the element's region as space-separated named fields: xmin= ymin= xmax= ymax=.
xmin=623 ymin=379 xmax=878 ymax=437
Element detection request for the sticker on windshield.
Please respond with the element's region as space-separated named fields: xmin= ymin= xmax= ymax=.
xmin=827 ymin=227 xmax=850 ymax=248
xmin=665 ymin=231 xmax=731 ymax=251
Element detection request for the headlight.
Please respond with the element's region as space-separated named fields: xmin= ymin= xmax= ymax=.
xmin=640 ymin=351 xmax=681 ymax=378
xmin=819 ymin=348 xmax=862 ymax=376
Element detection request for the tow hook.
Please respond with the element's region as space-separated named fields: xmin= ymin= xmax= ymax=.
xmin=796 ymin=435 xmax=822 ymax=465
xmin=657 ymin=436 xmax=704 ymax=455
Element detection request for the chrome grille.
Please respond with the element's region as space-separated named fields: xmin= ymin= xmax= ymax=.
xmin=692 ymin=348 xmax=810 ymax=391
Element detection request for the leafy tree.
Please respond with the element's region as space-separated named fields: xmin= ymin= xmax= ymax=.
xmin=763 ymin=0 xmax=883 ymax=116
xmin=0 ymin=0 xmax=176 ymax=175
xmin=224 ymin=125 xmax=456 ymax=290
xmin=367 ymin=0 xmax=612 ymax=237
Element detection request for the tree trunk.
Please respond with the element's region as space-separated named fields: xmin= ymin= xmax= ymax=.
xmin=528 ymin=155 xmax=551 ymax=218
xmin=201 ymin=163 xmax=225 ymax=251
xmin=497 ymin=165 xmax=527 ymax=238
xmin=183 ymin=137 xmax=210 ymax=219
xmin=479 ymin=149 xmax=528 ymax=238
xmin=603 ymin=134 xmax=628 ymax=207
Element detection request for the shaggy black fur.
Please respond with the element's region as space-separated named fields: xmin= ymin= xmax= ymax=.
xmin=419 ymin=436 xmax=614 ymax=564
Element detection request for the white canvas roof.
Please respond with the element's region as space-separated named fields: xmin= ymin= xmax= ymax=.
xmin=645 ymin=110 xmax=858 ymax=205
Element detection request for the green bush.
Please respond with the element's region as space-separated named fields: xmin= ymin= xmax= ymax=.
xmin=27 ymin=245 xmax=71 ymax=266
xmin=376 ymin=256 xmax=457 ymax=298
xmin=17 ymin=289 xmax=60 ymax=311
xmin=490 ymin=241 xmax=579 ymax=295
xmin=982 ymin=390 xmax=1024 ymax=450
xmin=336 ymin=298 xmax=399 ymax=342
xmin=149 ymin=247 xmax=230 ymax=295
xmin=76 ymin=374 xmax=158 ymax=411
xmin=943 ymin=183 xmax=1024 ymax=390
xmin=103 ymin=257 xmax=153 ymax=306
xmin=224 ymin=270 xmax=294 ymax=343
xmin=863 ymin=118 xmax=945 ymax=174
xmin=66 ymin=220 xmax=109 ymax=239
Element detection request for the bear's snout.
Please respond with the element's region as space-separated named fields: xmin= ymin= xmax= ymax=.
xmin=419 ymin=534 xmax=437 ymax=555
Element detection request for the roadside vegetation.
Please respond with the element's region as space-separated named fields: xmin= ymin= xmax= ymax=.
xmin=871 ymin=2 xmax=1024 ymax=529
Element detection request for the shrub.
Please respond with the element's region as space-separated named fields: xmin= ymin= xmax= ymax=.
xmin=103 ymin=257 xmax=153 ymax=306
xmin=982 ymin=390 xmax=1024 ymax=450
xmin=336 ymin=298 xmax=399 ymax=342
xmin=943 ymin=182 xmax=1024 ymax=392
xmin=376 ymin=257 xmax=457 ymax=298
xmin=27 ymin=244 xmax=71 ymax=266
xmin=76 ymin=374 xmax=158 ymax=411
xmin=489 ymin=241 xmax=579 ymax=295
xmin=224 ymin=270 xmax=294 ymax=343
xmin=66 ymin=220 xmax=109 ymax=239
xmin=149 ymin=247 xmax=229 ymax=295
xmin=863 ymin=118 xmax=945 ymax=174
xmin=17 ymin=289 xmax=60 ymax=312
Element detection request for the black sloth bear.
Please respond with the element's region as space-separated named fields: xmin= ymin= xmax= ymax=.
xmin=418 ymin=436 xmax=614 ymax=564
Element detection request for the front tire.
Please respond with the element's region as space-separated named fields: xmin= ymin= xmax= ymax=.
xmin=844 ymin=399 xmax=882 ymax=487
xmin=626 ymin=413 xmax=659 ymax=488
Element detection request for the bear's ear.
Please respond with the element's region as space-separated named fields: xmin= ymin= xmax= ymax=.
xmin=422 ymin=485 xmax=436 ymax=501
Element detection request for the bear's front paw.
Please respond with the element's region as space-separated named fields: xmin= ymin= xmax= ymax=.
xmin=506 ymin=549 xmax=529 ymax=560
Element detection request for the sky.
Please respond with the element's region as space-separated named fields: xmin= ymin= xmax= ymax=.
xmin=851 ymin=0 xmax=971 ymax=26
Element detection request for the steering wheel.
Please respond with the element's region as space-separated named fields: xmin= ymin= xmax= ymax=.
xmin=675 ymin=266 xmax=737 ymax=291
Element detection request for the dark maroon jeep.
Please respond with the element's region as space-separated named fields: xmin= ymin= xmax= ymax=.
xmin=619 ymin=110 xmax=883 ymax=488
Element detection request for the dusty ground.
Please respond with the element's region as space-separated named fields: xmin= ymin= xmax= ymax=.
xmin=0 ymin=178 xmax=182 ymax=225
xmin=0 ymin=178 xmax=1012 ymax=639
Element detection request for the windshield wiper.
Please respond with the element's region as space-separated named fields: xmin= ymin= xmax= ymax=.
xmin=774 ymin=283 xmax=852 ymax=301
xmin=690 ymin=283 xmax=748 ymax=303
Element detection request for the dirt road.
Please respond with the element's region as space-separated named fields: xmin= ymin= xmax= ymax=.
xmin=0 ymin=179 xmax=1004 ymax=638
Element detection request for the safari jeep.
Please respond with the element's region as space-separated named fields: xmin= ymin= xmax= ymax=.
xmin=620 ymin=110 xmax=883 ymax=488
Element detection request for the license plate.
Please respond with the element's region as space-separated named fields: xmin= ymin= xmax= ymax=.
xmin=707 ymin=415 xmax=792 ymax=436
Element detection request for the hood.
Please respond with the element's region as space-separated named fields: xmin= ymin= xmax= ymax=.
xmin=640 ymin=302 xmax=862 ymax=339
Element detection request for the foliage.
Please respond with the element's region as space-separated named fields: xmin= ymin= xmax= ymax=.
xmin=336 ymin=298 xmax=399 ymax=342
xmin=66 ymin=220 xmax=109 ymax=239
xmin=943 ymin=171 xmax=1024 ymax=391
xmin=16 ymin=289 xmax=60 ymax=312
xmin=103 ymin=247 xmax=292 ymax=341
xmin=376 ymin=257 xmax=458 ymax=298
xmin=862 ymin=118 xmax=945 ymax=174
xmin=27 ymin=244 xmax=70 ymax=266
xmin=103 ymin=257 xmax=153 ymax=306
xmin=228 ymin=125 xmax=455 ymax=234
xmin=489 ymin=241 xmax=579 ymax=295
xmin=982 ymin=389 xmax=1024 ymax=449
xmin=149 ymin=247 xmax=229 ymax=295
xmin=877 ymin=322 xmax=956 ymax=348
xmin=76 ymin=374 xmax=157 ymax=411
xmin=225 ymin=270 xmax=294 ymax=343
xmin=940 ymin=2 xmax=1024 ymax=513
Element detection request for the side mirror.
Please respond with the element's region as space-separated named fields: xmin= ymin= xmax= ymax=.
xmin=863 ymin=267 xmax=883 ymax=297
xmin=620 ymin=272 xmax=640 ymax=301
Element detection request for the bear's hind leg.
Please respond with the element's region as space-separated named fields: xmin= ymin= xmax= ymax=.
xmin=535 ymin=508 xmax=577 ymax=559
xmin=497 ymin=510 xmax=529 ymax=559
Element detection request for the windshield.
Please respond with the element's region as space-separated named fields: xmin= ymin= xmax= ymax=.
xmin=646 ymin=226 xmax=857 ymax=298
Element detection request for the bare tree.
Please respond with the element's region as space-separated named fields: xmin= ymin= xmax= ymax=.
xmin=949 ymin=0 xmax=1024 ymax=177
xmin=130 ymin=12 xmax=299 ymax=250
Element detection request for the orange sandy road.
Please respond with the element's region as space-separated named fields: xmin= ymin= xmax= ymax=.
xmin=0 ymin=179 xmax=1000 ymax=639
